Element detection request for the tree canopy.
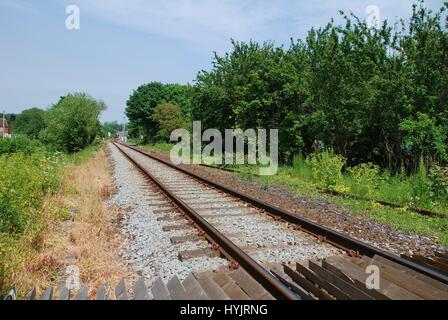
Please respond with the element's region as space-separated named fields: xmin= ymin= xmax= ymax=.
xmin=40 ymin=93 xmax=106 ymax=153
xmin=153 ymin=103 xmax=187 ymax=142
xmin=190 ymin=1 xmax=448 ymax=171
xmin=125 ymin=82 xmax=191 ymax=142
xmin=102 ymin=121 xmax=124 ymax=138
xmin=13 ymin=108 xmax=47 ymax=139
xmin=126 ymin=1 xmax=447 ymax=172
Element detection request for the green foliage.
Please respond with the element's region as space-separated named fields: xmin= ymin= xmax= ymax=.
xmin=429 ymin=164 xmax=448 ymax=201
xmin=102 ymin=121 xmax=124 ymax=138
xmin=40 ymin=93 xmax=106 ymax=153
xmin=126 ymin=82 xmax=192 ymax=142
xmin=13 ymin=108 xmax=47 ymax=139
xmin=0 ymin=136 xmax=43 ymax=156
xmin=3 ymin=114 xmax=17 ymax=132
xmin=189 ymin=1 xmax=448 ymax=170
xmin=152 ymin=103 xmax=187 ymax=142
xmin=305 ymin=150 xmax=346 ymax=188
xmin=191 ymin=40 xmax=306 ymax=161
xmin=292 ymin=154 xmax=311 ymax=177
xmin=400 ymin=113 xmax=448 ymax=164
xmin=347 ymin=163 xmax=385 ymax=196
xmin=0 ymin=152 xmax=64 ymax=235
xmin=409 ymin=156 xmax=433 ymax=207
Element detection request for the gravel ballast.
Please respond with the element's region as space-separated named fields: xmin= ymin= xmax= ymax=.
xmin=118 ymin=145 xmax=343 ymax=266
xmin=135 ymin=145 xmax=447 ymax=256
xmin=107 ymin=144 xmax=228 ymax=283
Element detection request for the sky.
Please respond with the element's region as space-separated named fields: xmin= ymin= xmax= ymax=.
xmin=0 ymin=0 xmax=444 ymax=122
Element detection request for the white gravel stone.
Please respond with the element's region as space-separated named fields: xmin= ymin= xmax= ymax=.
xmin=107 ymin=144 xmax=228 ymax=283
xmin=118 ymin=144 xmax=344 ymax=267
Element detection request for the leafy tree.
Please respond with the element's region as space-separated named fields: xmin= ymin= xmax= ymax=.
xmin=190 ymin=1 xmax=448 ymax=171
xmin=102 ymin=121 xmax=124 ymax=138
xmin=152 ymin=103 xmax=187 ymax=142
xmin=13 ymin=108 xmax=47 ymax=139
xmin=400 ymin=113 xmax=448 ymax=164
xmin=191 ymin=40 xmax=307 ymax=161
xmin=126 ymin=82 xmax=192 ymax=142
xmin=0 ymin=136 xmax=43 ymax=156
xmin=126 ymin=82 xmax=165 ymax=142
xmin=162 ymin=84 xmax=193 ymax=119
xmin=128 ymin=1 xmax=447 ymax=172
xmin=40 ymin=93 xmax=106 ymax=153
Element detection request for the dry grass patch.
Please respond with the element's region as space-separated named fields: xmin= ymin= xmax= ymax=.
xmin=10 ymin=147 xmax=130 ymax=297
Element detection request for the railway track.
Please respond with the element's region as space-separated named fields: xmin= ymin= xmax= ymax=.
xmin=111 ymin=142 xmax=448 ymax=300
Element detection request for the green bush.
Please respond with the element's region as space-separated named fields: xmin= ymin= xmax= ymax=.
xmin=429 ymin=164 xmax=448 ymax=201
xmin=0 ymin=152 xmax=64 ymax=235
xmin=152 ymin=103 xmax=187 ymax=142
xmin=305 ymin=150 xmax=346 ymax=189
xmin=410 ymin=157 xmax=433 ymax=207
xmin=0 ymin=136 xmax=43 ymax=156
xmin=347 ymin=163 xmax=385 ymax=196
xmin=40 ymin=93 xmax=106 ymax=153
xmin=292 ymin=154 xmax=312 ymax=179
xmin=13 ymin=108 xmax=47 ymax=139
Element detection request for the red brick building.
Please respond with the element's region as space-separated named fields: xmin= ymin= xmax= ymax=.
xmin=0 ymin=118 xmax=9 ymax=137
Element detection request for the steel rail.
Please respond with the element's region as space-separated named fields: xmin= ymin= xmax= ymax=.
xmin=112 ymin=142 xmax=300 ymax=300
xmin=121 ymin=142 xmax=448 ymax=286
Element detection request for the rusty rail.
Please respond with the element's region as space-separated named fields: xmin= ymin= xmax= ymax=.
xmin=120 ymin=142 xmax=448 ymax=286
xmin=113 ymin=142 xmax=299 ymax=300
xmin=317 ymin=188 xmax=445 ymax=218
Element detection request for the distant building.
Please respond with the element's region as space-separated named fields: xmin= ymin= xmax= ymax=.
xmin=0 ymin=118 xmax=9 ymax=137
xmin=117 ymin=131 xmax=128 ymax=142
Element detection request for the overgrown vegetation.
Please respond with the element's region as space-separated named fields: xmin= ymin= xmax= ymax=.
xmin=127 ymin=2 xmax=448 ymax=172
xmin=152 ymin=103 xmax=188 ymax=142
xmin=0 ymin=136 xmax=44 ymax=156
xmin=13 ymin=108 xmax=47 ymax=139
xmin=0 ymin=92 xmax=106 ymax=293
xmin=102 ymin=121 xmax=124 ymax=138
xmin=191 ymin=2 xmax=448 ymax=172
xmin=128 ymin=2 xmax=448 ymax=243
xmin=0 ymin=152 xmax=64 ymax=235
xmin=126 ymin=82 xmax=191 ymax=142
xmin=0 ymin=150 xmax=63 ymax=291
xmin=233 ymin=152 xmax=448 ymax=244
xmin=40 ymin=93 xmax=106 ymax=153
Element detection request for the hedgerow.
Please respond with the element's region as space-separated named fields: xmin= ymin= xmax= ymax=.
xmin=0 ymin=151 xmax=65 ymax=290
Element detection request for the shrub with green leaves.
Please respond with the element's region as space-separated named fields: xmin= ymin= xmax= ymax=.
xmin=305 ymin=150 xmax=346 ymax=189
xmin=347 ymin=163 xmax=385 ymax=196
xmin=152 ymin=103 xmax=187 ymax=142
xmin=0 ymin=152 xmax=64 ymax=235
xmin=410 ymin=157 xmax=433 ymax=207
xmin=0 ymin=136 xmax=43 ymax=156
xmin=40 ymin=93 xmax=106 ymax=153
xmin=13 ymin=108 xmax=47 ymax=139
xmin=292 ymin=154 xmax=312 ymax=179
xmin=429 ymin=164 xmax=448 ymax=201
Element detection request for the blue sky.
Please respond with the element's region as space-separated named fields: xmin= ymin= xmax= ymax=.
xmin=0 ymin=0 xmax=444 ymax=122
